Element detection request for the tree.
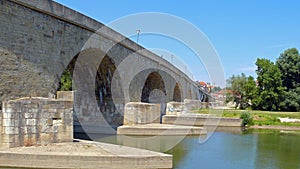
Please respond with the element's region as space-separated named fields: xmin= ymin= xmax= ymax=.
xmin=211 ymin=86 xmax=222 ymax=93
xmin=280 ymin=88 xmax=300 ymax=112
xmin=252 ymin=58 xmax=285 ymax=111
xmin=59 ymin=69 xmax=72 ymax=91
xmin=276 ymin=48 xmax=300 ymax=89
xmin=226 ymin=73 xmax=256 ymax=109
xmin=276 ymin=48 xmax=300 ymax=111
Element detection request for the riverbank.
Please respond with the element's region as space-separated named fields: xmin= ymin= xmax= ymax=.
xmin=0 ymin=139 xmax=172 ymax=169
xmin=195 ymin=108 xmax=300 ymax=127
xmin=250 ymin=125 xmax=300 ymax=131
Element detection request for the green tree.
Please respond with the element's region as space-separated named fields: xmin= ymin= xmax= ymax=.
xmin=252 ymin=58 xmax=285 ymax=111
xmin=276 ymin=48 xmax=300 ymax=111
xmin=226 ymin=73 xmax=256 ymax=109
xmin=281 ymin=88 xmax=300 ymax=112
xmin=276 ymin=48 xmax=300 ymax=89
xmin=59 ymin=69 xmax=72 ymax=91
xmin=211 ymin=86 xmax=222 ymax=93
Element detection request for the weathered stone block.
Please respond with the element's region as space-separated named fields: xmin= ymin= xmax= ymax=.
xmin=0 ymin=110 xmax=2 ymax=141
xmin=57 ymin=91 xmax=74 ymax=101
xmin=3 ymin=112 xmax=14 ymax=119
xmin=166 ymin=102 xmax=185 ymax=115
xmin=1 ymin=134 xmax=19 ymax=144
xmin=123 ymin=102 xmax=161 ymax=125
xmin=24 ymin=112 xmax=36 ymax=119
xmin=23 ymin=136 xmax=37 ymax=147
xmin=25 ymin=119 xmax=36 ymax=126
xmin=2 ymin=118 xmax=15 ymax=127
xmin=24 ymin=126 xmax=37 ymax=134
xmin=0 ymin=97 xmax=73 ymax=148
xmin=184 ymin=99 xmax=202 ymax=111
xmin=3 ymin=127 xmax=19 ymax=135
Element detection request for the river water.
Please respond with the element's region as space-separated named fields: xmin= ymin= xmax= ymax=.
xmin=97 ymin=128 xmax=300 ymax=169
xmin=1 ymin=129 xmax=299 ymax=169
xmin=167 ymin=130 xmax=300 ymax=169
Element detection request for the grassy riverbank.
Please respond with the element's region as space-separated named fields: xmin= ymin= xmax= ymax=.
xmin=194 ymin=109 xmax=300 ymax=127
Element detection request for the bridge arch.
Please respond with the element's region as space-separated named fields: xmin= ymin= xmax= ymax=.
xmin=58 ymin=53 xmax=78 ymax=92
xmin=128 ymin=69 xmax=179 ymax=103
xmin=59 ymin=48 xmax=125 ymax=132
xmin=94 ymin=55 xmax=124 ymax=127
xmin=141 ymin=72 xmax=167 ymax=103
xmin=173 ymin=83 xmax=182 ymax=102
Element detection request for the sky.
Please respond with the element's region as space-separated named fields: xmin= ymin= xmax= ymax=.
xmin=55 ymin=0 xmax=300 ymax=87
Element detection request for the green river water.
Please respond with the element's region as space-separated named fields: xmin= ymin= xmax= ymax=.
xmin=1 ymin=129 xmax=299 ymax=169
xmin=98 ymin=128 xmax=300 ymax=169
xmin=167 ymin=130 xmax=300 ymax=169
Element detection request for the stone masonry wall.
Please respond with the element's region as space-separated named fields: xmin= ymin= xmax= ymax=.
xmin=0 ymin=109 xmax=2 ymax=144
xmin=166 ymin=102 xmax=185 ymax=115
xmin=0 ymin=0 xmax=199 ymax=104
xmin=0 ymin=0 xmax=92 ymax=102
xmin=123 ymin=102 xmax=160 ymax=125
xmin=0 ymin=0 xmax=202 ymax=130
xmin=0 ymin=97 xmax=73 ymax=148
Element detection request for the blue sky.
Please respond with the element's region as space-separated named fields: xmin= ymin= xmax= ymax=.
xmin=55 ymin=0 xmax=300 ymax=87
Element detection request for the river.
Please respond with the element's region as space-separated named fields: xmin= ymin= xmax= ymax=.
xmin=1 ymin=128 xmax=299 ymax=169
xmin=97 ymin=128 xmax=300 ymax=169
xmin=167 ymin=130 xmax=300 ymax=169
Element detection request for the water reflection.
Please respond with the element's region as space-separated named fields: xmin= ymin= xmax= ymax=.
xmin=97 ymin=128 xmax=300 ymax=169
xmin=169 ymin=130 xmax=300 ymax=169
xmin=255 ymin=131 xmax=300 ymax=169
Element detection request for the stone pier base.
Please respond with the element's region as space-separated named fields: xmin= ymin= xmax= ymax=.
xmin=162 ymin=114 xmax=242 ymax=127
xmin=0 ymin=97 xmax=73 ymax=148
xmin=117 ymin=123 xmax=206 ymax=136
xmin=123 ymin=102 xmax=161 ymax=125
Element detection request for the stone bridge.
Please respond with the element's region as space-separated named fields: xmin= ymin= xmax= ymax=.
xmin=0 ymin=0 xmax=209 ymax=134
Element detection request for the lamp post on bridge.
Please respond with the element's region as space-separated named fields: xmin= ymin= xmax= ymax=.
xmin=136 ymin=29 xmax=140 ymax=44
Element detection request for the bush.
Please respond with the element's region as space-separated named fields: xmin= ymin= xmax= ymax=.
xmin=59 ymin=70 xmax=72 ymax=91
xmin=240 ymin=111 xmax=254 ymax=126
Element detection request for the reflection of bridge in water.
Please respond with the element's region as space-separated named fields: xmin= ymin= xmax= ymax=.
xmin=0 ymin=0 xmax=212 ymax=133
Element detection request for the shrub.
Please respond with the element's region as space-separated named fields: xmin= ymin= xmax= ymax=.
xmin=240 ymin=111 xmax=254 ymax=126
xmin=59 ymin=70 xmax=72 ymax=91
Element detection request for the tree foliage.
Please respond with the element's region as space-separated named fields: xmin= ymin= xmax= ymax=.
xmin=211 ymin=86 xmax=222 ymax=93
xmin=280 ymin=88 xmax=300 ymax=112
xmin=276 ymin=48 xmax=300 ymax=111
xmin=226 ymin=48 xmax=300 ymax=112
xmin=252 ymin=58 xmax=285 ymax=111
xmin=226 ymin=73 xmax=256 ymax=109
xmin=59 ymin=69 xmax=72 ymax=91
xmin=276 ymin=48 xmax=300 ymax=89
xmin=240 ymin=111 xmax=254 ymax=126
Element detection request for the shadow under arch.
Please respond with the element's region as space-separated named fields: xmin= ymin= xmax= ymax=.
xmin=128 ymin=69 xmax=180 ymax=122
xmin=95 ymin=55 xmax=124 ymax=128
xmin=57 ymin=54 xmax=78 ymax=92
xmin=173 ymin=83 xmax=182 ymax=102
xmin=141 ymin=72 xmax=167 ymax=103
xmin=71 ymin=48 xmax=126 ymax=139
xmin=128 ymin=69 xmax=178 ymax=103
